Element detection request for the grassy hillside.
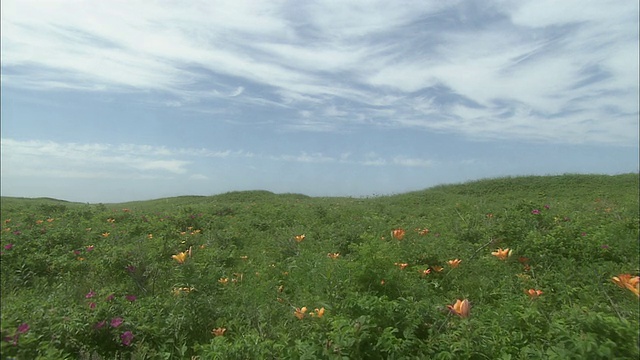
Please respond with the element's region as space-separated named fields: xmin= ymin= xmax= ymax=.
xmin=1 ymin=174 xmax=638 ymax=359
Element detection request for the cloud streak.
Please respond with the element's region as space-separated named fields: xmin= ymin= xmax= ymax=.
xmin=1 ymin=0 xmax=637 ymax=145
xmin=1 ymin=138 xmax=434 ymax=182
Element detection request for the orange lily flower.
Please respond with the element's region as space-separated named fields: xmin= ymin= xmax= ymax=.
xmin=232 ymin=273 xmax=243 ymax=283
xmin=447 ymin=299 xmax=470 ymax=318
xmin=421 ymin=269 xmax=431 ymax=277
xmin=294 ymin=307 xmax=308 ymax=319
xmin=172 ymin=287 xmax=194 ymax=295
xmin=491 ymin=248 xmax=512 ymax=260
xmin=327 ymin=252 xmax=340 ymax=259
xmin=526 ymin=289 xmax=543 ymax=299
xmin=218 ymin=277 xmax=228 ymax=285
xmin=147 ymin=234 xmax=153 ymax=239
xmin=294 ymin=234 xmax=306 ymax=243
xmin=394 ymin=262 xmax=408 ymax=270
xmin=212 ymin=327 xmax=226 ymax=336
xmin=612 ymin=274 xmax=640 ymax=297
xmin=431 ymin=265 xmax=444 ymax=272
xmin=107 ymin=218 xmax=115 ymax=223
xmin=310 ymin=307 xmax=325 ymax=318
xmin=172 ymin=252 xmax=187 ymax=264
xmin=447 ymin=259 xmax=462 ymax=268
xmin=101 ymin=232 xmax=110 ymax=238
xmin=391 ymin=229 xmax=405 ymax=240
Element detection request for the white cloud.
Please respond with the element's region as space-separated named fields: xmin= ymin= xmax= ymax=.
xmin=1 ymin=0 xmax=637 ymax=145
xmin=392 ymin=157 xmax=433 ymax=168
xmin=273 ymin=152 xmax=335 ymax=164
xmin=229 ymin=86 xmax=244 ymax=97
xmin=1 ymin=138 xmax=437 ymax=184
xmin=0 ymin=139 xmax=192 ymax=178
xmin=509 ymin=0 xmax=633 ymax=28
xmin=189 ymin=174 xmax=209 ymax=180
xmin=137 ymin=160 xmax=189 ymax=174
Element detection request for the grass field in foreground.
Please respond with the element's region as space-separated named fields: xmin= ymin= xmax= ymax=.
xmin=1 ymin=173 xmax=638 ymax=359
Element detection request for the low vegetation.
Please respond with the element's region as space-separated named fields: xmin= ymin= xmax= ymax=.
xmin=1 ymin=174 xmax=638 ymax=359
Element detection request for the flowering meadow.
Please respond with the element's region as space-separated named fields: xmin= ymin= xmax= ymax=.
xmin=1 ymin=174 xmax=638 ymax=359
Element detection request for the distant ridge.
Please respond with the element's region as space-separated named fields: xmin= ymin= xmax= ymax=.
xmin=1 ymin=173 xmax=637 ymax=206
xmin=1 ymin=196 xmax=73 ymax=203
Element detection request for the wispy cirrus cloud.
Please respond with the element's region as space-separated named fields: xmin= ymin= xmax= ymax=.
xmin=1 ymin=0 xmax=637 ymax=145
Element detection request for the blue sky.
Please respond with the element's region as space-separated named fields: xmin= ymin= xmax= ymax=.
xmin=1 ymin=0 xmax=638 ymax=203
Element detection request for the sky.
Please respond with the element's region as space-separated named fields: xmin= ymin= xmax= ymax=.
xmin=1 ymin=0 xmax=638 ymax=203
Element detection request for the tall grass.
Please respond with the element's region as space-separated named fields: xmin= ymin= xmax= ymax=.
xmin=1 ymin=174 xmax=638 ymax=359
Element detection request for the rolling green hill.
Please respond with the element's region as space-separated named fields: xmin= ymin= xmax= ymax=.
xmin=1 ymin=173 xmax=638 ymax=359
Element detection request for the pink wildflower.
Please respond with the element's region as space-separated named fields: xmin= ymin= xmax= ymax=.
xmin=120 ymin=331 xmax=134 ymax=346
xmin=111 ymin=317 xmax=123 ymax=328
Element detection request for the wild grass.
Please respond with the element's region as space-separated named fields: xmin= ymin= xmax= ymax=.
xmin=1 ymin=173 xmax=638 ymax=359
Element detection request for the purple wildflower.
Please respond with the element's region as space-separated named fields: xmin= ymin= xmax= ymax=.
xmin=531 ymin=209 xmax=540 ymax=215
xmin=85 ymin=290 xmax=96 ymax=299
xmin=120 ymin=331 xmax=134 ymax=346
xmin=94 ymin=320 xmax=106 ymax=330
xmin=111 ymin=317 xmax=124 ymax=328
xmin=89 ymin=302 xmax=97 ymax=309
xmin=4 ymin=244 xmax=13 ymax=250
xmin=16 ymin=323 xmax=29 ymax=334
xmin=106 ymin=293 xmax=115 ymax=302
xmin=4 ymin=334 xmax=18 ymax=346
xmin=125 ymin=295 xmax=137 ymax=302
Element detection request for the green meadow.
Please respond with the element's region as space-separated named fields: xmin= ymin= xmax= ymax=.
xmin=1 ymin=174 xmax=638 ymax=359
